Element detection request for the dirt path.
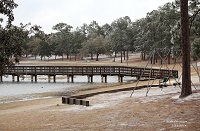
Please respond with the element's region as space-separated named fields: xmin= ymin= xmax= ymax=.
xmin=0 ymin=98 xmax=61 ymax=115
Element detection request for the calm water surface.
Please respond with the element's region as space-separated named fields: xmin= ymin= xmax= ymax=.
xmin=0 ymin=75 xmax=134 ymax=103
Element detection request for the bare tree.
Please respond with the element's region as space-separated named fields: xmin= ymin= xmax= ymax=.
xmin=180 ymin=0 xmax=192 ymax=98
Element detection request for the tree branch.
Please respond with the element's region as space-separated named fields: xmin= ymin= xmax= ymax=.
xmin=189 ymin=8 xmax=200 ymax=30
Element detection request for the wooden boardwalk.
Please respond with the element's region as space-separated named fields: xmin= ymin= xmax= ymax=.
xmin=70 ymin=79 xmax=161 ymax=99
xmin=1 ymin=66 xmax=178 ymax=83
xmin=62 ymin=79 xmax=165 ymax=106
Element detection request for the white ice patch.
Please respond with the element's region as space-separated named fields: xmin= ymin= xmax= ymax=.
xmin=172 ymin=92 xmax=200 ymax=103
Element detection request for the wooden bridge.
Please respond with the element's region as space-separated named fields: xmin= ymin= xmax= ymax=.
xmin=0 ymin=66 xmax=178 ymax=83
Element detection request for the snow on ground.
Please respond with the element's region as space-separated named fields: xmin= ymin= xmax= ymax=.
xmin=61 ymin=84 xmax=200 ymax=112
xmin=172 ymin=92 xmax=200 ymax=103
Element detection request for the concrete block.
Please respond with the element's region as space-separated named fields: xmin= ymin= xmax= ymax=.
xmin=62 ymin=97 xmax=65 ymax=103
xmin=66 ymin=97 xmax=70 ymax=104
xmin=82 ymin=100 xmax=89 ymax=106
xmin=69 ymin=98 xmax=76 ymax=105
xmin=75 ymin=99 xmax=83 ymax=105
xmin=62 ymin=97 xmax=70 ymax=104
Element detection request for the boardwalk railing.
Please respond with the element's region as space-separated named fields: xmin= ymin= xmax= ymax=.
xmin=3 ymin=66 xmax=178 ymax=79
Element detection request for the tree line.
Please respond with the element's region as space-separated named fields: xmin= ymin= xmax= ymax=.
xmin=1 ymin=0 xmax=200 ymax=64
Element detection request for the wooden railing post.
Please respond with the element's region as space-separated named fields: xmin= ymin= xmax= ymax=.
xmin=35 ymin=66 xmax=36 ymax=75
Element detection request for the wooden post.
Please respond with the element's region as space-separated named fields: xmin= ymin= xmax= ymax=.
xmin=101 ymin=75 xmax=107 ymax=83
xmin=35 ymin=75 xmax=37 ymax=83
xmin=105 ymin=75 xmax=107 ymax=83
xmin=67 ymin=75 xmax=74 ymax=83
xmin=17 ymin=75 xmax=20 ymax=82
xmin=121 ymin=76 xmax=123 ymax=83
xmin=67 ymin=75 xmax=70 ymax=83
xmin=0 ymin=75 xmax=2 ymax=82
xmin=12 ymin=75 xmax=15 ymax=82
xmin=31 ymin=75 xmax=33 ymax=83
xmin=118 ymin=76 xmax=123 ymax=83
xmin=118 ymin=76 xmax=121 ymax=83
xmin=88 ymin=75 xmax=90 ymax=83
xmin=88 ymin=75 xmax=93 ymax=83
xmin=48 ymin=75 xmax=51 ymax=83
xmin=91 ymin=75 xmax=93 ymax=83
xmin=53 ymin=75 xmax=56 ymax=83
xmin=71 ymin=75 xmax=74 ymax=83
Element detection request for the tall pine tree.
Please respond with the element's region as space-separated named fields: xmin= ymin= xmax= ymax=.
xmin=180 ymin=0 xmax=192 ymax=97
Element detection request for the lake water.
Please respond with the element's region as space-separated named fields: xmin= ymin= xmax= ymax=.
xmin=0 ymin=75 xmax=135 ymax=103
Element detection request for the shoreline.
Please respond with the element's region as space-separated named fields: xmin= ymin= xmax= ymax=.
xmin=1 ymin=74 xmax=199 ymax=104
xmin=0 ymin=80 xmax=131 ymax=104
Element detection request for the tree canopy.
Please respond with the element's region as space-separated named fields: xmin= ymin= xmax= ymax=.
xmin=1 ymin=0 xmax=200 ymax=66
xmin=0 ymin=0 xmax=18 ymax=27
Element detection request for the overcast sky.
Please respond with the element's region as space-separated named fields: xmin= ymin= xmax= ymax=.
xmin=8 ymin=0 xmax=174 ymax=33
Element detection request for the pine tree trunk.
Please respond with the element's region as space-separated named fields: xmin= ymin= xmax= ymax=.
xmin=153 ymin=55 xmax=156 ymax=64
xmin=96 ymin=53 xmax=99 ymax=61
xmin=168 ymin=50 xmax=171 ymax=64
xmin=123 ymin=50 xmax=126 ymax=60
xmin=180 ymin=0 xmax=192 ymax=98
xmin=75 ymin=54 xmax=77 ymax=61
xmin=126 ymin=50 xmax=129 ymax=62
xmin=121 ymin=50 xmax=123 ymax=63
xmin=91 ymin=53 xmax=93 ymax=60
xmin=141 ymin=52 xmax=143 ymax=60
xmin=156 ymin=55 xmax=158 ymax=63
